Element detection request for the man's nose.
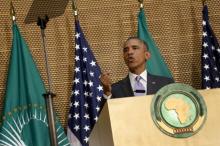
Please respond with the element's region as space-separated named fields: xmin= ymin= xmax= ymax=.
xmin=127 ymin=48 xmax=134 ymax=54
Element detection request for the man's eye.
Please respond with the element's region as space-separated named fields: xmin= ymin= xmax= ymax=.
xmin=123 ymin=48 xmax=128 ymax=52
xmin=133 ymin=46 xmax=138 ymax=49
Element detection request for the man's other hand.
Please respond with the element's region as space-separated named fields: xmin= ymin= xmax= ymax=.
xmin=100 ymin=72 xmax=112 ymax=96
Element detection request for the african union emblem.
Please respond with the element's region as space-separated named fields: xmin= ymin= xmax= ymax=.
xmin=151 ymin=83 xmax=207 ymax=138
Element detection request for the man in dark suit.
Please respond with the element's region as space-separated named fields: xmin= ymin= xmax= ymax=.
xmin=100 ymin=37 xmax=174 ymax=99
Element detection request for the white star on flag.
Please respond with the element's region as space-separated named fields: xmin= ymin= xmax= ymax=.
xmin=74 ymin=78 xmax=80 ymax=84
xmin=203 ymin=53 xmax=208 ymax=59
xmin=97 ymin=85 xmax=103 ymax=91
xmin=75 ymin=44 xmax=80 ymax=50
xmin=203 ymin=42 xmax=208 ymax=48
xmin=83 ymin=47 xmax=88 ymax=52
xmin=203 ymin=31 xmax=207 ymax=37
xmin=90 ymin=60 xmax=96 ymax=66
xmin=74 ymin=125 xmax=80 ymax=131
xmin=74 ymin=101 xmax=79 ymax=108
xmin=75 ymin=33 xmax=80 ymax=39
xmin=84 ymin=114 xmax=90 ymax=119
xmin=84 ymin=126 xmax=90 ymax=132
xmin=204 ymin=64 xmax=209 ymax=70
xmin=73 ymin=113 xmax=80 ymax=120
xmin=75 ymin=56 xmax=80 ymax=61
xmin=202 ymin=20 xmax=206 ymax=26
xmin=75 ymin=67 xmax=80 ymax=73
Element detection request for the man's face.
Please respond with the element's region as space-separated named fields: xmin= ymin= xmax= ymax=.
xmin=123 ymin=38 xmax=150 ymax=72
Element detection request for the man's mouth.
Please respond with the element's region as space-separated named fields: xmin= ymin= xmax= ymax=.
xmin=127 ymin=57 xmax=134 ymax=62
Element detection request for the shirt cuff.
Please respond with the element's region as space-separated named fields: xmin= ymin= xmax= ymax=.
xmin=103 ymin=94 xmax=112 ymax=99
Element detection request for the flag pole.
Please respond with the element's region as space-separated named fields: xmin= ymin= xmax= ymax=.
xmin=10 ymin=1 xmax=16 ymax=23
xmin=72 ymin=0 xmax=78 ymax=20
xmin=138 ymin=0 xmax=144 ymax=8
xmin=36 ymin=14 xmax=58 ymax=146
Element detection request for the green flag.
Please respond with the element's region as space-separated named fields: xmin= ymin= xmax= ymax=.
xmin=138 ymin=8 xmax=173 ymax=79
xmin=0 ymin=23 xmax=70 ymax=146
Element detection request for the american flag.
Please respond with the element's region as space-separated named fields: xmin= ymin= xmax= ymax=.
xmin=201 ymin=5 xmax=220 ymax=89
xmin=67 ymin=20 xmax=105 ymax=146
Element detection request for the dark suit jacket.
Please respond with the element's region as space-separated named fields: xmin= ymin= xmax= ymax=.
xmin=111 ymin=73 xmax=174 ymax=98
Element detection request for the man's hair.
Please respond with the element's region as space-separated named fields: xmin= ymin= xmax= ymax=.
xmin=124 ymin=36 xmax=149 ymax=51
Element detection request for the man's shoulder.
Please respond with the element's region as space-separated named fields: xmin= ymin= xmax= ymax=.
xmin=147 ymin=73 xmax=174 ymax=95
xmin=148 ymin=73 xmax=174 ymax=84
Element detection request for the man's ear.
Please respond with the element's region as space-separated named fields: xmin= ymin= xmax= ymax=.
xmin=145 ymin=51 xmax=151 ymax=60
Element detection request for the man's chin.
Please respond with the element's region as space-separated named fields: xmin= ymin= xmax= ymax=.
xmin=127 ymin=65 xmax=137 ymax=71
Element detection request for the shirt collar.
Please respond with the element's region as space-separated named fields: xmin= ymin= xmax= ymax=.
xmin=129 ymin=70 xmax=147 ymax=82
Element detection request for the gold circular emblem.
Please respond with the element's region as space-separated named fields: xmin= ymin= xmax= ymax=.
xmin=151 ymin=83 xmax=207 ymax=138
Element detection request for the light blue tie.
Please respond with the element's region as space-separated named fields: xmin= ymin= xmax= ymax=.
xmin=134 ymin=76 xmax=145 ymax=96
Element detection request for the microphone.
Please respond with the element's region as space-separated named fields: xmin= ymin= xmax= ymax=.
xmin=134 ymin=90 xmax=145 ymax=93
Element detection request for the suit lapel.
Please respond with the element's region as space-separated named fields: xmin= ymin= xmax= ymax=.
xmin=121 ymin=76 xmax=134 ymax=97
xmin=147 ymin=73 xmax=154 ymax=95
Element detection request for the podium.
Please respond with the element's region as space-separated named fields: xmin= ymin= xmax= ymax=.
xmin=90 ymin=89 xmax=220 ymax=146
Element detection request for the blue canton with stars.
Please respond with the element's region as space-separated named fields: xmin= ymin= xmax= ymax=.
xmin=201 ymin=5 xmax=220 ymax=89
xmin=68 ymin=20 xmax=105 ymax=146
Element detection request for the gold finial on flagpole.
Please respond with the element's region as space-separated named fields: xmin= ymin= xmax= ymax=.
xmin=72 ymin=0 xmax=78 ymax=19
xmin=10 ymin=1 xmax=16 ymax=22
xmin=138 ymin=0 xmax=144 ymax=8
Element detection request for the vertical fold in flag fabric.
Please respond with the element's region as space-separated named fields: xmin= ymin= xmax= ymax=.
xmin=67 ymin=20 xmax=105 ymax=146
xmin=201 ymin=5 xmax=220 ymax=89
xmin=138 ymin=8 xmax=173 ymax=79
xmin=0 ymin=23 xmax=70 ymax=146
